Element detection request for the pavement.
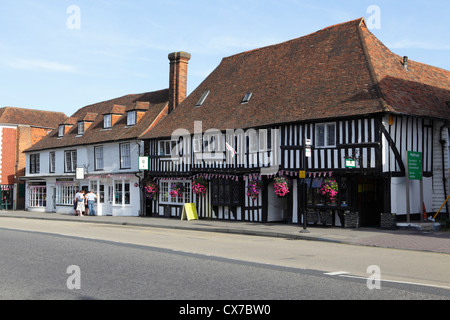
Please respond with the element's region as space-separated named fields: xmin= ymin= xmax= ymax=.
xmin=1 ymin=210 xmax=450 ymax=254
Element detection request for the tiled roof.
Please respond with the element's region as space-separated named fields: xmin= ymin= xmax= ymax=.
xmin=26 ymin=90 xmax=169 ymax=152
xmin=143 ymin=18 xmax=450 ymax=139
xmin=0 ymin=107 xmax=67 ymax=128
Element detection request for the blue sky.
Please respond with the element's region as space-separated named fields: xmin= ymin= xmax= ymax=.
xmin=1 ymin=0 xmax=449 ymax=117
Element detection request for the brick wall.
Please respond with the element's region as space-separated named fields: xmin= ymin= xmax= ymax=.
xmin=0 ymin=127 xmax=17 ymax=185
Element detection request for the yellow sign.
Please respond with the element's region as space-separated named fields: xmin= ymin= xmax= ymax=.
xmin=181 ymin=203 xmax=198 ymax=221
xmin=299 ymin=171 xmax=306 ymax=179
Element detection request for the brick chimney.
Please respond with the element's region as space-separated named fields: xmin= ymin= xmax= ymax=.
xmin=168 ymin=51 xmax=191 ymax=113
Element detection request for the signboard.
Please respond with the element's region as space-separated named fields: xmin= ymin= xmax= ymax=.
xmin=305 ymin=138 xmax=312 ymax=146
xmin=345 ymin=158 xmax=356 ymax=168
xmin=138 ymin=156 xmax=149 ymax=170
xmin=181 ymin=203 xmax=198 ymax=221
xmin=407 ymin=151 xmax=422 ymax=180
xmin=299 ymin=170 xmax=306 ymax=179
xmin=76 ymin=167 xmax=85 ymax=180
xmin=305 ymin=147 xmax=311 ymax=158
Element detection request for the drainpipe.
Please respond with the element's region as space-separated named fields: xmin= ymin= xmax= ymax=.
xmin=440 ymin=122 xmax=449 ymax=216
xmin=135 ymin=142 xmax=144 ymax=216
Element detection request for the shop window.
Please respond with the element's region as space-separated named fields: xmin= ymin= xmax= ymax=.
xmin=159 ymin=180 xmax=191 ymax=205
xmin=211 ymin=179 xmax=243 ymax=206
xmin=114 ymin=180 xmax=130 ymax=205
xmin=28 ymin=184 xmax=46 ymax=207
xmin=56 ymin=183 xmax=76 ymax=205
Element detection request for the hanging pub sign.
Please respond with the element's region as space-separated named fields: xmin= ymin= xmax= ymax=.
xmin=345 ymin=158 xmax=356 ymax=168
xmin=76 ymin=167 xmax=85 ymax=180
xmin=139 ymin=156 xmax=149 ymax=171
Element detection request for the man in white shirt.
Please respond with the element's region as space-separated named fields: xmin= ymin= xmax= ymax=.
xmin=85 ymin=190 xmax=98 ymax=216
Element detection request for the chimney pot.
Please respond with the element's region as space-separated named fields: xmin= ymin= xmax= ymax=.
xmin=403 ymin=56 xmax=408 ymax=71
xmin=168 ymin=51 xmax=191 ymax=113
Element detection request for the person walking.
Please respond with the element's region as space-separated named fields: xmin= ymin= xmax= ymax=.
xmin=76 ymin=190 xmax=86 ymax=216
xmin=73 ymin=190 xmax=79 ymax=215
xmin=85 ymin=190 xmax=98 ymax=216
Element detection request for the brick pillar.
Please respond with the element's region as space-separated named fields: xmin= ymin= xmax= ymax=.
xmin=168 ymin=52 xmax=191 ymax=113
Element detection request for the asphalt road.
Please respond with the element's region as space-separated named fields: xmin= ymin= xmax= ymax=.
xmin=0 ymin=218 xmax=449 ymax=303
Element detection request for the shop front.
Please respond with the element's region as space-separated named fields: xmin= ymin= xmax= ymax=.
xmin=0 ymin=184 xmax=14 ymax=210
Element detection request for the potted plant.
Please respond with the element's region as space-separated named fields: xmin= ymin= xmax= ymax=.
xmin=273 ymin=177 xmax=289 ymax=197
xmin=192 ymin=177 xmax=208 ymax=198
xmin=247 ymin=178 xmax=262 ymax=201
xmin=319 ymin=179 xmax=339 ymax=205
xmin=169 ymin=182 xmax=184 ymax=198
xmin=144 ymin=181 xmax=159 ymax=200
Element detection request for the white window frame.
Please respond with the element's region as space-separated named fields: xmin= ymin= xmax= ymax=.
xmin=65 ymin=150 xmax=77 ymax=173
xmin=120 ymin=143 xmax=131 ymax=169
xmin=78 ymin=122 xmax=85 ymax=135
xmin=113 ymin=179 xmax=130 ymax=205
xmin=94 ymin=146 xmax=104 ymax=170
xmin=315 ymin=122 xmax=337 ymax=148
xmin=58 ymin=125 xmax=65 ymax=137
xmin=158 ymin=140 xmax=177 ymax=156
xmin=56 ymin=184 xmax=76 ymax=206
xmin=49 ymin=152 xmax=56 ymax=173
xmin=104 ymin=114 xmax=112 ymax=129
xmin=127 ymin=111 xmax=136 ymax=126
xmin=159 ymin=180 xmax=191 ymax=205
xmin=28 ymin=185 xmax=46 ymax=208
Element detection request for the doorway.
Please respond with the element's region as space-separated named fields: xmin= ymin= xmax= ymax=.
xmin=356 ymin=177 xmax=383 ymax=227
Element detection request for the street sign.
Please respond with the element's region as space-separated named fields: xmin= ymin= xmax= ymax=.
xmin=305 ymin=147 xmax=311 ymax=158
xmin=407 ymin=151 xmax=422 ymax=180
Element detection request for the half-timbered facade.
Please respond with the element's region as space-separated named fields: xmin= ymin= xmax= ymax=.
xmin=141 ymin=18 xmax=450 ymax=226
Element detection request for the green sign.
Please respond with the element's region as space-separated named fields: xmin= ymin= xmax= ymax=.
xmin=345 ymin=158 xmax=356 ymax=168
xmin=407 ymin=151 xmax=422 ymax=180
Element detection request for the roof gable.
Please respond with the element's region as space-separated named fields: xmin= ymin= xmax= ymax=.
xmin=143 ymin=18 xmax=450 ymax=139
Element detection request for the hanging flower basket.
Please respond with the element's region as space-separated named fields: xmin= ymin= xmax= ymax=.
xmin=144 ymin=182 xmax=159 ymax=200
xmin=192 ymin=178 xmax=208 ymax=198
xmin=246 ymin=178 xmax=262 ymax=201
xmin=169 ymin=182 xmax=184 ymax=198
xmin=319 ymin=179 xmax=339 ymax=204
xmin=273 ymin=177 xmax=289 ymax=197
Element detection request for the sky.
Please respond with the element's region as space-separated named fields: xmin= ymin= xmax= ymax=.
xmin=1 ymin=0 xmax=449 ymax=117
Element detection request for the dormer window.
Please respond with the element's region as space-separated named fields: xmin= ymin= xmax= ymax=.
xmin=78 ymin=122 xmax=85 ymax=135
xmin=196 ymin=90 xmax=210 ymax=107
xmin=58 ymin=125 xmax=65 ymax=137
xmin=104 ymin=114 xmax=112 ymax=129
xmin=241 ymin=92 xmax=252 ymax=104
xmin=127 ymin=110 xmax=136 ymax=126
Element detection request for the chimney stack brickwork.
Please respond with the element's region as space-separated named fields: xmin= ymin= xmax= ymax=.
xmin=168 ymin=51 xmax=191 ymax=113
